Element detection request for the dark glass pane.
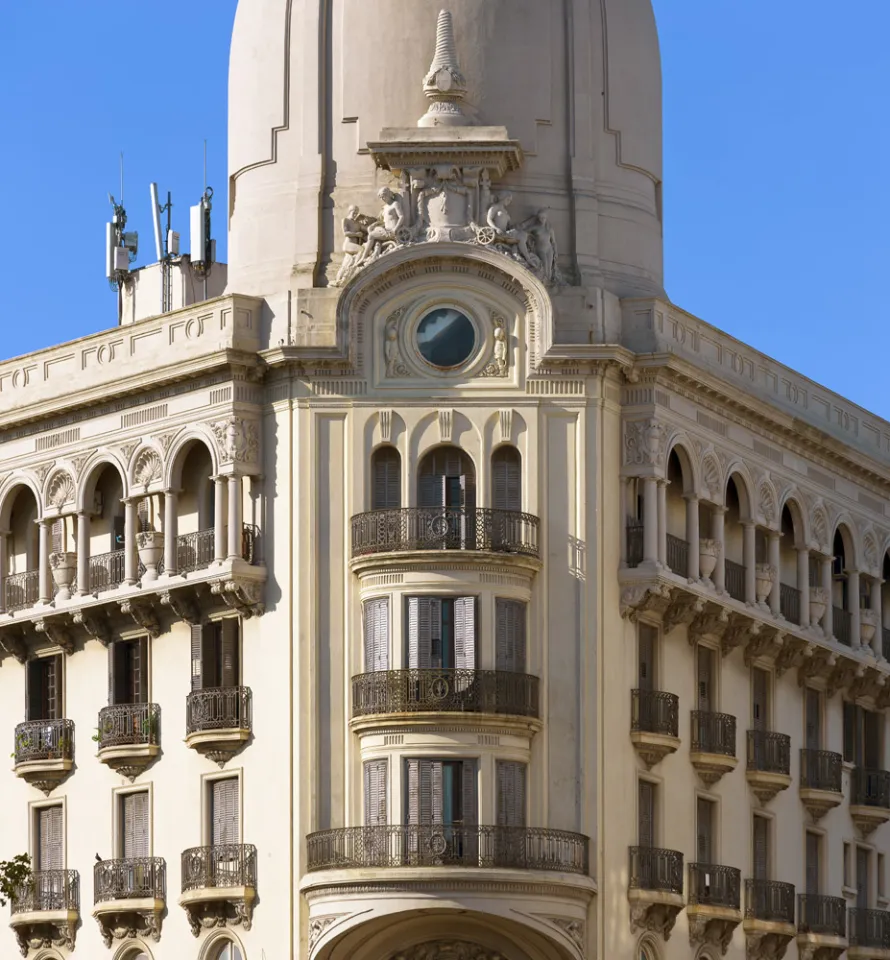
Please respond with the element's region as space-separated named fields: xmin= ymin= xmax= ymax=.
xmin=417 ymin=308 xmax=476 ymax=368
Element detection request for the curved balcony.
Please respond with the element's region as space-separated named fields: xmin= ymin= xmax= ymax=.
xmin=799 ymin=749 xmax=844 ymax=821
xmin=13 ymin=719 xmax=75 ymax=794
xmin=10 ymin=869 xmax=79 ymax=955
xmin=744 ymin=879 xmax=796 ymax=957
xmin=798 ymin=895 xmax=848 ymax=960
xmin=687 ymin=863 xmax=743 ymax=954
xmin=307 ymin=825 xmax=588 ymax=875
xmin=93 ymin=857 xmax=166 ymax=948
xmin=628 ymin=846 xmax=685 ymax=939
xmin=179 ymin=844 xmax=257 ymax=936
xmin=850 ymin=767 xmax=890 ymax=836
xmin=630 ymin=689 xmax=680 ymax=768
xmin=848 ymin=908 xmax=890 ymax=960
xmin=4 ymin=570 xmax=39 ymax=613
xmin=746 ymin=730 xmax=792 ymax=803
xmin=690 ymin=710 xmax=738 ymax=785
xmin=350 ymin=508 xmax=540 ymax=569
xmin=96 ymin=703 xmax=160 ymax=779
xmin=185 ymin=686 xmax=252 ymax=766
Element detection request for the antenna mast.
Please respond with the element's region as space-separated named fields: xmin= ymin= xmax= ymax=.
xmin=190 ymin=139 xmax=216 ymax=300
xmin=105 ymin=152 xmax=139 ymax=324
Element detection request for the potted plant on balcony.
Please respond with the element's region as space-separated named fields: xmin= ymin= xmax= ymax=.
xmin=137 ymin=530 xmax=164 ymax=582
xmin=0 ymin=855 xmax=31 ymax=907
xmin=699 ymin=539 xmax=720 ymax=581
xmin=755 ymin=563 xmax=777 ymax=605
xmin=809 ymin=586 xmax=828 ymax=626
xmin=49 ymin=551 xmax=77 ymax=601
xmin=860 ymin=607 xmax=878 ymax=648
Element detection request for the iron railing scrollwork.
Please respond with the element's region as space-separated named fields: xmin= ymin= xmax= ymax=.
xmin=180 ymin=845 xmax=257 ymax=892
xmin=800 ymin=749 xmax=842 ymax=793
xmin=94 ymin=858 xmax=166 ymax=903
xmin=11 ymin=870 xmax=79 ymax=914
xmin=780 ymin=583 xmax=801 ymax=625
xmin=631 ymin=690 xmax=679 ymax=738
xmin=186 ymin=687 xmax=252 ymax=735
xmin=628 ymin=846 xmax=683 ymax=894
xmin=666 ymin=535 xmax=689 ymax=577
xmin=688 ymin=863 xmax=741 ymax=909
xmin=848 ymin=908 xmax=890 ymax=948
xmin=306 ymin=825 xmax=589 ymax=875
xmin=745 ymin=879 xmax=795 ymax=924
xmin=351 ymin=508 xmax=540 ymax=559
xmin=626 ymin=520 xmax=644 ymax=568
xmin=4 ymin=570 xmax=39 ymax=612
xmin=797 ymin=895 xmax=846 ymax=937
xmin=747 ymin=730 xmax=791 ymax=775
xmin=89 ymin=549 xmax=126 ymax=592
xmin=725 ymin=560 xmax=746 ymax=602
xmin=691 ymin=711 xmax=736 ymax=757
xmin=97 ymin=703 xmax=160 ymax=750
xmin=14 ymin=719 xmax=74 ymax=764
xmin=177 ymin=529 xmax=215 ymax=574
xmin=352 ymin=670 xmax=539 ymax=719
xmin=851 ymin=767 xmax=890 ymax=809
xmin=834 ymin=607 xmax=852 ymax=646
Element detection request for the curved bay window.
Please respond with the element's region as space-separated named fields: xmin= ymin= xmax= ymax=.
xmin=371 ymin=446 xmax=401 ymax=510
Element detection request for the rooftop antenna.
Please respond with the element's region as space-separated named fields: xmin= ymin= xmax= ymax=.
xmin=190 ymin=139 xmax=216 ymax=299
xmin=150 ymin=182 xmax=179 ymax=313
xmin=105 ymin=152 xmax=138 ymax=323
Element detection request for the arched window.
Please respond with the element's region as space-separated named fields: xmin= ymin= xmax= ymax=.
xmin=491 ymin=447 xmax=521 ymax=512
xmin=417 ymin=447 xmax=476 ymax=510
xmin=210 ymin=942 xmax=243 ymax=960
xmin=371 ymin=447 xmax=401 ymax=510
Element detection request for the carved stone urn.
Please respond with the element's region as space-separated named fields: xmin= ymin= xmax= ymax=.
xmin=49 ymin=551 xmax=77 ymax=601
xmin=860 ymin=607 xmax=878 ymax=646
xmin=809 ymin=586 xmax=828 ymax=626
xmin=699 ymin=539 xmax=720 ymax=581
xmin=137 ymin=531 xmax=164 ymax=582
xmin=755 ymin=563 xmax=777 ymax=604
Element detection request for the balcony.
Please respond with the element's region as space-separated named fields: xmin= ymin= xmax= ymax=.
xmin=10 ymin=869 xmax=79 ymax=955
xmin=725 ymin=559 xmax=746 ymax=602
xmin=780 ymin=584 xmax=801 ymax=625
xmin=627 ymin=519 xmax=644 ymax=568
xmin=850 ymin=768 xmax=890 ymax=836
xmin=630 ymin=690 xmax=680 ymax=768
xmin=177 ymin=529 xmax=216 ymax=574
xmin=627 ymin=846 xmax=684 ymax=939
xmin=185 ymin=686 xmax=252 ymax=766
xmin=666 ymin=535 xmax=688 ymax=578
xmin=13 ymin=719 xmax=74 ymax=794
xmin=690 ymin=710 xmax=738 ymax=785
xmin=89 ymin=549 xmax=126 ymax=592
xmin=687 ymin=863 xmax=743 ymax=954
xmin=306 ymin=825 xmax=589 ymax=874
xmin=798 ymin=895 xmax=848 ymax=960
xmin=93 ymin=857 xmax=166 ymax=948
xmin=96 ymin=703 xmax=160 ymax=780
xmin=179 ymin=844 xmax=256 ymax=936
xmin=848 ymin=908 xmax=890 ymax=960
xmin=835 ymin=608 xmax=853 ymax=647
xmin=746 ymin=730 xmax=792 ymax=803
xmin=744 ymin=880 xmax=796 ymax=957
xmin=350 ymin=508 xmax=541 ymax=569
xmin=4 ymin=570 xmax=38 ymax=612
xmin=799 ymin=749 xmax=844 ymax=821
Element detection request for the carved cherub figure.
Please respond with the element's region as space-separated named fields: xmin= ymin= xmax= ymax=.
xmin=493 ymin=325 xmax=507 ymax=373
xmin=385 ymin=320 xmax=402 ymax=377
xmin=360 ymin=187 xmax=407 ymax=263
xmin=524 ymin=208 xmax=558 ymax=283
xmin=334 ymin=204 xmax=368 ymax=284
xmin=485 ymin=192 xmax=536 ymax=266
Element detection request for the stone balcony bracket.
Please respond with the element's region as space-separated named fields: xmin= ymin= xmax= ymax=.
xmin=746 ymin=769 xmax=793 ymax=806
xmin=97 ymin=742 xmax=161 ymax=782
xmin=631 ymin=730 xmax=680 ymax=769
xmin=847 ymin=945 xmax=890 ymax=960
xmin=798 ymin=787 xmax=844 ymax=824
xmin=687 ymin=904 xmax=743 ymax=957
xmin=744 ymin=919 xmax=796 ymax=960
xmin=690 ymin=752 xmax=738 ymax=787
xmin=92 ymin=898 xmax=164 ymax=949
xmin=849 ymin=804 xmax=890 ymax=838
xmin=628 ymin=888 xmax=685 ymax=940
xmin=10 ymin=910 xmax=78 ymax=958
xmin=796 ymin=934 xmax=848 ymax=960
xmin=185 ymin=728 xmax=251 ymax=767
xmin=13 ymin=758 xmax=74 ymax=796
xmin=179 ymin=886 xmax=255 ymax=938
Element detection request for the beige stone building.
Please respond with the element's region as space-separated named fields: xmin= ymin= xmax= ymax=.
xmin=0 ymin=3 xmax=887 ymax=960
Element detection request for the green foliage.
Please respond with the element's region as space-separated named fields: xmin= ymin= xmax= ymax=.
xmin=0 ymin=854 xmax=31 ymax=907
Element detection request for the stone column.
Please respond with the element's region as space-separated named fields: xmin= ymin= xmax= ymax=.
xmin=76 ymin=512 xmax=90 ymax=597
xmin=214 ymin=477 xmax=227 ymax=564
xmin=848 ymin=569 xmax=861 ymax=649
xmin=821 ymin=557 xmax=834 ymax=641
xmin=871 ymin=578 xmax=883 ymax=658
xmin=768 ymin=532 xmax=781 ymax=616
xmin=642 ymin=478 xmax=658 ymax=566
xmin=0 ymin=532 xmax=7 ymax=614
xmin=164 ymin=490 xmax=178 ymax=576
xmin=657 ymin=480 xmax=667 ymax=567
xmin=227 ymin=476 xmax=243 ymax=561
xmin=123 ymin=498 xmax=138 ymax=586
xmin=619 ymin=480 xmax=627 ymax=566
xmin=743 ymin=521 xmax=757 ymax=604
xmin=797 ymin=547 xmax=810 ymax=628
xmin=712 ymin=507 xmax=726 ymax=594
xmin=37 ymin=519 xmax=51 ymax=603
xmin=685 ymin=495 xmax=700 ymax=581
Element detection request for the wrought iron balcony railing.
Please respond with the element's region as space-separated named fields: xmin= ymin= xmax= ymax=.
xmin=851 ymin=767 xmax=890 ymax=809
xmin=186 ymin=687 xmax=252 ymax=735
xmin=351 ymin=508 xmax=540 ymax=559
xmin=666 ymin=535 xmax=688 ymax=577
xmin=848 ymin=908 xmax=890 ymax=949
xmin=628 ymin=846 xmax=683 ymax=895
xmin=780 ymin=583 xmax=801 ymax=624
xmin=97 ymin=703 xmax=160 ymax=749
xmin=745 ymin=879 xmax=795 ymax=924
xmin=177 ymin=529 xmax=215 ymax=574
xmin=94 ymin=858 xmax=166 ymax=903
xmin=306 ymin=825 xmax=589 ymax=875
xmin=626 ymin=519 xmax=644 ymax=568
xmin=13 ymin=719 xmax=74 ymax=764
xmin=691 ymin=710 xmax=736 ymax=757
xmin=884 ymin=627 xmax=890 ymax=663
xmin=11 ymin=870 xmax=79 ymax=914
xmin=797 ymin=894 xmax=846 ymax=937
xmin=181 ymin=844 xmax=257 ymax=892
xmin=747 ymin=730 xmax=791 ymax=775
xmin=688 ymin=862 xmax=741 ymax=910
xmin=725 ymin=559 xmax=746 ymax=602
xmin=631 ymin=690 xmax=679 ymax=738
xmin=834 ymin=607 xmax=852 ymax=646
xmin=800 ymin=749 xmax=843 ymax=793
xmin=352 ymin=670 xmax=539 ymax=719
xmin=89 ymin=549 xmax=126 ymax=592
xmin=4 ymin=570 xmax=39 ymax=612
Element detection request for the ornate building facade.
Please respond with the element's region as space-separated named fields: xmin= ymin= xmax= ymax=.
xmin=0 ymin=3 xmax=887 ymax=960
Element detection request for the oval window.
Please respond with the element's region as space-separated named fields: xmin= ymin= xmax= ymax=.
xmin=416 ymin=308 xmax=476 ymax=369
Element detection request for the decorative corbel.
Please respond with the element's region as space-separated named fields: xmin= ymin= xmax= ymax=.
xmin=797 ymin=648 xmax=837 ymax=689
xmin=34 ymin=618 xmax=74 ymax=655
xmin=662 ymin=593 xmax=705 ymax=634
xmin=826 ymin=656 xmax=858 ymax=699
xmin=688 ymin=604 xmax=730 ymax=645
xmin=72 ymin=610 xmax=110 ymax=646
xmin=119 ymin=600 xmax=160 ymax=638
xmin=743 ymin=626 xmax=784 ymax=667
xmin=721 ymin=614 xmax=759 ymax=658
xmin=774 ymin=637 xmax=809 ymax=676
xmin=160 ymin=590 xmax=201 ymax=625
xmin=210 ymin=578 xmax=265 ymax=618
xmin=0 ymin=630 xmax=28 ymax=663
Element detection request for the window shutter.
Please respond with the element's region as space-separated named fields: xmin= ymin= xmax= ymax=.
xmin=460 ymin=471 xmax=476 ymax=512
xmin=111 ymin=641 xmax=131 ymax=706
xmin=190 ymin=624 xmax=204 ymax=691
xmin=363 ymin=759 xmax=388 ymax=826
xmin=454 ymin=597 xmax=476 ymax=670
xmin=697 ymin=646 xmax=712 ymax=712
xmin=857 ymin=847 xmax=870 ymax=909
xmin=212 ymin=778 xmax=239 ymax=846
xmin=843 ymin=701 xmax=857 ymax=764
xmin=363 ymin=598 xmax=390 ymax=672
xmin=220 ymin=619 xmax=240 ymax=687
xmin=405 ymin=759 xmax=420 ymax=824
xmin=419 ymin=474 xmax=445 ymax=508
xmin=107 ymin=642 xmax=118 ymax=705
xmin=203 ymin=623 xmax=220 ymax=688
xmin=753 ymin=816 xmax=768 ymax=881
xmin=806 ymin=832 xmax=820 ymax=895
xmin=408 ymin=597 xmax=438 ymax=669
xmin=638 ymin=780 xmax=655 ymax=848
xmin=496 ymin=599 xmax=527 ymax=673
xmin=638 ymin=624 xmax=656 ymax=691
xmin=134 ymin=636 xmax=148 ymax=704
xmin=137 ymin=498 xmax=151 ymax=532
xmin=752 ymin=668 xmax=768 ymax=730
xmin=805 ymin=688 xmax=821 ymax=750
xmin=492 ymin=449 xmax=522 ymax=512
xmin=496 ymin=761 xmax=527 ymax=827
xmin=372 ymin=449 xmax=401 ymax=510
xmin=26 ymin=660 xmax=44 ymax=721
xmin=122 ymin=792 xmax=149 ymax=859
xmin=864 ymin=711 xmax=880 ymax=768
xmin=39 ymin=806 xmax=63 ymax=871
xmin=460 ymin=760 xmax=477 ymax=825
xmin=696 ymin=798 xmax=712 ymax=865
xmin=46 ymin=656 xmax=59 ymax=720
xmin=430 ymin=760 xmax=443 ymax=824
xmin=51 ymin=520 xmax=64 ymax=555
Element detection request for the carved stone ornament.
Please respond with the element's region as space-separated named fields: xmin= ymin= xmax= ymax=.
xmin=156 ymin=432 xmax=176 ymax=454
xmin=758 ymin=481 xmax=778 ymax=526
xmin=546 ymin=917 xmax=585 ymax=951
xmin=388 ymin=940 xmax=508 ymax=960
xmin=384 ymin=308 xmax=411 ymax=378
xmin=46 ymin=470 xmax=75 ymax=508
xmin=160 ymin=589 xmax=201 ymax=625
xmin=120 ymin=599 xmax=160 ymax=638
xmin=625 ymin=420 xmax=667 ymax=469
xmin=746 ymin=929 xmax=794 ymax=960
xmin=118 ymin=440 xmax=140 ymax=464
xmin=183 ymin=897 xmax=253 ymax=938
xmin=94 ymin=908 xmax=162 ymax=949
xmin=133 ymin=448 xmax=163 ymax=487
xmin=72 ymin=610 xmax=110 ymax=645
xmin=479 ymin=314 xmax=510 ymax=377
xmin=309 ymin=915 xmax=347 ymax=952
xmin=629 ymin=900 xmax=682 ymax=941
xmin=212 ymin=418 xmax=259 ymax=465
xmin=688 ymin=913 xmax=740 ymax=957
xmin=13 ymin=919 xmax=77 ymax=958
xmin=0 ymin=632 xmax=28 ymax=664
xmin=620 ymin=583 xmax=673 ymax=621
xmin=797 ymin=943 xmax=847 ymax=960
xmin=210 ymin=578 xmax=265 ymax=618
xmin=35 ymin=617 xmax=74 ymax=655
xmin=32 ymin=461 xmax=55 ymax=485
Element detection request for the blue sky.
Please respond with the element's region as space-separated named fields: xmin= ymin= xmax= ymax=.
xmin=1 ymin=2 xmax=888 ymax=414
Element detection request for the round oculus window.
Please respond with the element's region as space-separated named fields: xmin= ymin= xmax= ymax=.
xmin=416 ymin=307 xmax=476 ymax=369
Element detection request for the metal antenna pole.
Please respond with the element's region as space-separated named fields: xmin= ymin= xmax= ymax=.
xmin=203 ymin=140 xmax=209 ymax=301
xmin=120 ymin=152 xmax=124 ymax=207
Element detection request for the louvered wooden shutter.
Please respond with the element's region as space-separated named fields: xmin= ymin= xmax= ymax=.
xmin=26 ymin=659 xmax=44 ymax=721
xmin=372 ymin=448 xmax=401 ymax=510
xmin=805 ymin=832 xmax=820 ymax=895
xmin=137 ymin=498 xmax=150 ymax=532
xmin=123 ymin=791 xmax=150 ymax=858
xmin=211 ymin=778 xmax=239 ymax=846
xmin=203 ymin=623 xmax=220 ymax=688
xmin=46 ymin=656 xmax=59 ymax=720
xmin=492 ymin=449 xmax=522 ymax=511
xmin=752 ymin=668 xmax=768 ymax=730
xmin=461 ymin=760 xmax=477 ymax=825
xmin=38 ymin=806 xmax=63 ymax=871
xmin=753 ymin=816 xmax=769 ymax=880
xmin=51 ymin=520 xmax=64 ymax=555
xmin=220 ymin=619 xmax=240 ymax=687
xmin=454 ymin=597 xmax=476 ymax=669
xmin=430 ymin=761 xmax=443 ymax=824
xmin=133 ymin=637 xmax=148 ymax=704
xmin=363 ymin=598 xmax=390 ymax=672
xmin=638 ymin=624 xmax=656 ymax=691
xmin=405 ymin=759 xmax=420 ymax=824
xmin=696 ymin=798 xmax=712 ymax=864
xmin=843 ymin=701 xmax=857 ymax=763
xmin=460 ymin=471 xmax=476 ymax=512
xmin=638 ymin=780 xmax=655 ymax=848
xmin=419 ymin=473 xmax=445 ymax=508
xmin=697 ymin=646 xmax=712 ymax=712
xmin=407 ymin=597 xmax=439 ymax=669
xmin=857 ymin=847 xmax=870 ymax=909
xmin=496 ymin=599 xmax=527 ymax=673
xmin=190 ymin=624 xmax=204 ymax=691
xmin=496 ymin=761 xmax=527 ymax=827
xmin=864 ymin=711 xmax=880 ymax=768
xmin=363 ymin=759 xmax=388 ymax=826
xmin=805 ymin=688 xmax=821 ymax=750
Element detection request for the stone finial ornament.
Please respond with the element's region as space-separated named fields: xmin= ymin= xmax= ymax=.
xmin=419 ymin=10 xmax=471 ymax=127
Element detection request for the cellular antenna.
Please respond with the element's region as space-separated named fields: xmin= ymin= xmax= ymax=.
xmin=190 ymin=139 xmax=216 ymax=298
xmin=150 ymin=183 xmax=179 ymax=313
xmin=105 ymin=153 xmax=138 ymax=322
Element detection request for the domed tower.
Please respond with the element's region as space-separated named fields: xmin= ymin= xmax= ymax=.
xmin=227 ymin=0 xmax=663 ymax=305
